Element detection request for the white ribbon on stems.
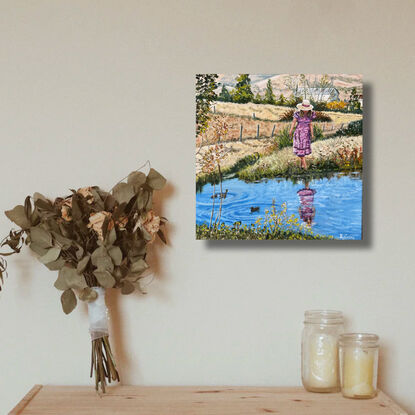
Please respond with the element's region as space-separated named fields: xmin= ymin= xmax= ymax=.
xmin=87 ymin=287 xmax=109 ymax=341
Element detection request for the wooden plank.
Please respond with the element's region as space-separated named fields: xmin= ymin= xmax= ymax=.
xmin=13 ymin=386 xmax=408 ymax=415
xmin=9 ymin=385 xmax=43 ymax=415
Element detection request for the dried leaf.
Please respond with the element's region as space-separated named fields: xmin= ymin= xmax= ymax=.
xmin=71 ymin=195 xmax=82 ymax=220
xmin=77 ymin=255 xmax=90 ymax=273
xmin=61 ymin=289 xmax=77 ymax=314
xmin=146 ymin=168 xmax=166 ymax=190
xmin=93 ymin=270 xmax=116 ymax=288
xmin=157 ymin=229 xmax=167 ymax=244
xmin=108 ymin=246 xmax=123 ymax=266
xmin=105 ymin=228 xmax=117 ymax=246
xmin=29 ymin=242 xmax=48 ymax=257
xmin=128 ymin=171 xmax=146 ymax=188
xmin=78 ymin=287 xmax=98 ymax=302
xmin=5 ymin=205 xmax=32 ymax=229
xmin=58 ymin=266 xmax=87 ymax=290
xmin=112 ymin=183 xmax=135 ymax=205
xmin=130 ymin=258 xmax=148 ymax=274
xmin=34 ymin=198 xmax=54 ymax=211
xmin=45 ymin=257 xmax=66 ymax=271
xmin=51 ymin=232 xmax=72 ymax=249
xmin=121 ymin=280 xmax=135 ymax=295
xmin=30 ymin=227 xmax=52 ymax=248
xmin=39 ymin=247 xmax=61 ymax=264
xmin=24 ymin=196 xmax=32 ymax=218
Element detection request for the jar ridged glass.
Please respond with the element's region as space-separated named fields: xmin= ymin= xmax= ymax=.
xmin=301 ymin=310 xmax=344 ymax=393
xmin=339 ymin=333 xmax=379 ymax=399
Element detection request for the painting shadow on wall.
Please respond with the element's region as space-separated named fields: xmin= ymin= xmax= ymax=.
xmin=206 ymin=83 xmax=372 ymax=251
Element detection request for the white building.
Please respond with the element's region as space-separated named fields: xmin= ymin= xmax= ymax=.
xmin=295 ymin=87 xmax=340 ymax=102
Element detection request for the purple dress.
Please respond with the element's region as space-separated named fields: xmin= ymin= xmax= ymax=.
xmin=293 ymin=111 xmax=316 ymax=157
xmin=297 ymin=188 xmax=316 ymax=223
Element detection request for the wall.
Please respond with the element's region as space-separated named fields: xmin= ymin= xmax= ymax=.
xmin=0 ymin=0 xmax=414 ymax=413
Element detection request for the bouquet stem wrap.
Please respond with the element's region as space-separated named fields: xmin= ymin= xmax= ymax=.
xmin=88 ymin=287 xmax=119 ymax=393
xmin=88 ymin=287 xmax=109 ymax=341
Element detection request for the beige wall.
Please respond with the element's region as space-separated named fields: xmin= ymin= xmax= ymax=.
xmin=0 ymin=0 xmax=414 ymax=413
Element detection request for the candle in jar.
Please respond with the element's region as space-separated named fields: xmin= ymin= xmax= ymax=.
xmin=306 ymin=333 xmax=339 ymax=389
xmin=342 ymin=348 xmax=375 ymax=398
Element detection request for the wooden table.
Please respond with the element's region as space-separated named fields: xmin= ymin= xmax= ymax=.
xmin=10 ymin=385 xmax=408 ymax=415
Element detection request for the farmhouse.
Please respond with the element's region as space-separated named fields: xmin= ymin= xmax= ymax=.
xmin=295 ymin=87 xmax=340 ymax=102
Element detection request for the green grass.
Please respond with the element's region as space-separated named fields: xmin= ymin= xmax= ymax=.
xmin=196 ymin=223 xmax=332 ymax=240
xmin=238 ymin=135 xmax=362 ymax=181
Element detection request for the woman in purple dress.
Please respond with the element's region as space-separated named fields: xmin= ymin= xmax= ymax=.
xmin=289 ymin=99 xmax=316 ymax=169
xmin=297 ymin=180 xmax=316 ymax=226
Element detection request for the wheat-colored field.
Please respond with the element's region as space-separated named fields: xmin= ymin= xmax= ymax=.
xmin=196 ymin=102 xmax=363 ymax=145
xmin=213 ymin=101 xmax=362 ymax=123
xmin=196 ymin=137 xmax=273 ymax=174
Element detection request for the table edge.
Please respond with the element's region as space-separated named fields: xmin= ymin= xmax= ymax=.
xmin=9 ymin=385 xmax=43 ymax=415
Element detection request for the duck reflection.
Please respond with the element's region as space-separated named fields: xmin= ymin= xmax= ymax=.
xmin=297 ymin=180 xmax=316 ymax=226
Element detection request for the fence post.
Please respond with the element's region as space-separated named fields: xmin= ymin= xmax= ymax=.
xmin=213 ymin=106 xmax=216 ymax=113
xmin=253 ymin=112 xmax=256 ymax=120
xmin=256 ymin=124 xmax=260 ymax=139
xmin=239 ymin=124 xmax=243 ymax=142
xmin=271 ymin=124 xmax=276 ymax=138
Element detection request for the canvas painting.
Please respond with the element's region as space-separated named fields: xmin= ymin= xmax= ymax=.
xmin=196 ymin=74 xmax=363 ymax=240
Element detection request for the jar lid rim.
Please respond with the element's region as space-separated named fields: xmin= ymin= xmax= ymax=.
xmin=304 ymin=310 xmax=343 ymax=324
xmin=339 ymin=332 xmax=379 ymax=346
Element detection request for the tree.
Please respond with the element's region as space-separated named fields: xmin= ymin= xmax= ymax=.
xmin=264 ymin=79 xmax=276 ymax=105
xmin=348 ymin=87 xmax=361 ymax=112
xmin=196 ymin=74 xmax=218 ymax=135
xmin=218 ymin=84 xmax=232 ymax=102
xmin=253 ymin=92 xmax=263 ymax=104
xmin=276 ymin=93 xmax=286 ymax=106
xmin=231 ymin=74 xmax=254 ymax=103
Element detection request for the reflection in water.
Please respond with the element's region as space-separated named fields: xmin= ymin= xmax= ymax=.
xmin=297 ymin=180 xmax=316 ymax=227
xmin=196 ymin=173 xmax=362 ymax=240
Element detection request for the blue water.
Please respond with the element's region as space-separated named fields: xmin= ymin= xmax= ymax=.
xmin=196 ymin=173 xmax=362 ymax=240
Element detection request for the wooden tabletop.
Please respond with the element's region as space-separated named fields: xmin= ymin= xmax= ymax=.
xmin=10 ymin=385 xmax=408 ymax=415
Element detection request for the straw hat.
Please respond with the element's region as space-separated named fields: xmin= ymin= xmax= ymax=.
xmin=297 ymin=99 xmax=313 ymax=111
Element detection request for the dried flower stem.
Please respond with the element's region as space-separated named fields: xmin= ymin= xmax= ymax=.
xmin=91 ymin=335 xmax=119 ymax=394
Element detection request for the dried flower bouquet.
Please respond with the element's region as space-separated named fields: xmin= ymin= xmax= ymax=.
xmin=0 ymin=167 xmax=167 ymax=393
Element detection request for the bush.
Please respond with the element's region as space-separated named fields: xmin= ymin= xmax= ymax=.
xmin=313 ymin=124 xmax=324 ymax=141
xmin=278 ymin=109 xmax=332 ymax=122
xmin=279 ymin=109 xmax=295 ymax=121
xmin=310 ymin=100 xmax=328 ymax=111
xmin=196 ymin=202 xmax=332 ymax=240
xmin=275 ymin=126 xmax=292 ymax=149
xmin=326 ymin=101 xmax=347 ymax=111
xmin=336 ymin=119 xmax=363 ymax=136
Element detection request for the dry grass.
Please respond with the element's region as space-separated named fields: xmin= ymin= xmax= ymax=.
xmin=214 ymin=101 xmax=362 ymax=123
xmin=196 ymin=138 xmax=273 ymax=174
xmin=198 ymin=103 xmax=362 ymax=144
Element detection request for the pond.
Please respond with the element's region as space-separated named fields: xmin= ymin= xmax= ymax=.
xmin=196 ymin=172 xmax=362 ymax=240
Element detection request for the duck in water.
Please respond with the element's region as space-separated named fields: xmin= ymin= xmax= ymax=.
xmin=211 ymin=189 xmax=228 ymax=199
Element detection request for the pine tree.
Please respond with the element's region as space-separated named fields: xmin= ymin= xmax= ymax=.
xmin=276 ymin=93 xmax=286 ymax=106
xmin=196 ymin=74 xmax=218 ymax=135
xmin=218 ymin=84 xmax=232 ymax=102
xmin=264 ymin=79 xmax=276 ymax=105
xmin=348 ymin=87 xmax=361 ymax=112
xmin=253 ymin=92 xmax=263 ymax=104
xmin=231 ymin=74 xmax=254 ymax=103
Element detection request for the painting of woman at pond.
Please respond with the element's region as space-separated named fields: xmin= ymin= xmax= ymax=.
xmin=196 ymin=74 xmax=363 ymax=240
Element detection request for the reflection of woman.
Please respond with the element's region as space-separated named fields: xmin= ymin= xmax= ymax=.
xmin=297 ymin=181 xmax=316 ymax=226
xmin=289 ymin=99 xmax=316 ymax=170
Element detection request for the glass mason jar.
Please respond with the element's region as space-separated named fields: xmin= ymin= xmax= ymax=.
xmin=339 ymin=333 xmax=379 ymax=399
xmin=301 ymin=310 xmax=344 ymax=393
